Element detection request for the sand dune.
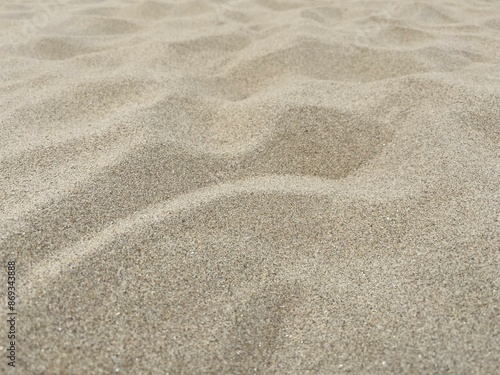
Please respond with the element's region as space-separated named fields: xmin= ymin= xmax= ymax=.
xmin=1 ymin=0 xmax=500 ymax=373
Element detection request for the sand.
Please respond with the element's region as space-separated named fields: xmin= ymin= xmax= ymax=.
xmin=1 ymin=0 xmax=500 ymax=373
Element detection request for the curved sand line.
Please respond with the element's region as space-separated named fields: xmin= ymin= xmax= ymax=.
xmin=23 ymin=173 xmax=404 ymax=297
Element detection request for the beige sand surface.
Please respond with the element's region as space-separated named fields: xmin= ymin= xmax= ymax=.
xmin=1 ymin=0 xmax=500 ymax=373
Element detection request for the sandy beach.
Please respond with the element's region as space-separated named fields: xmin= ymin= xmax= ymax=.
xmin=1 ymin=0 xmax=500 ymax=373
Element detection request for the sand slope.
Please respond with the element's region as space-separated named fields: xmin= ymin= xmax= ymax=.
xmin=1 ymin=0 xmax=500 ymax=373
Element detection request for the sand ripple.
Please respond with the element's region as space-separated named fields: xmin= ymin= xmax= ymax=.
xmin=1 ymin=0 xmax=500 ymax=373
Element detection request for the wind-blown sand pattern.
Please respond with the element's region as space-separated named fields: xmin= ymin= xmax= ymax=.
xmin=1 ymin=0 xmax=500 ymax=373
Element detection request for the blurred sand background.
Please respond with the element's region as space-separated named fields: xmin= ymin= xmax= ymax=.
xmin=1 ymin=0 xmax=500 ymax=373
